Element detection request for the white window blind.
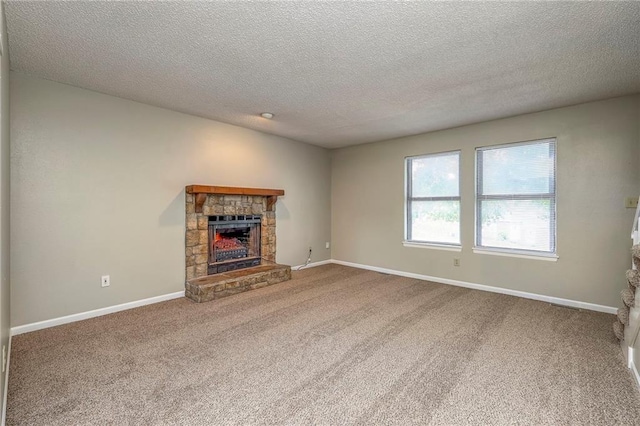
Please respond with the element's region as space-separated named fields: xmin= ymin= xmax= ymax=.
xmin=476 ymin=138 xmax=556 ymax=254
xmin=406 ymin=151 xmax=461 ymax=245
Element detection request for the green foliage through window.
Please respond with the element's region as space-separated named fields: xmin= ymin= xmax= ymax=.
xmin=476 ymin=139 xmax=556 ymax=253
xmin=406 ymin=151 xmax=461 ymax=245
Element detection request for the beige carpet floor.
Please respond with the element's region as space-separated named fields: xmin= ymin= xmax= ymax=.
xmin=7 ymin=264 xmax=640 ymax=425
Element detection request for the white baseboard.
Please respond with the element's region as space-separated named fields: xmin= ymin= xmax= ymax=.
xmin=331 ymin=259 xmax=617 ymax=314
xmin=631 ymin=347 xmax=640 ymax=390
xmin=632 ymin=359 xmax=640 ymax=390
xmin=292 ymin=259 xmax=333 ymax=270
xmin=10 ymin=291 xmax=185 ymax=336
xmin=9 ymin=259 xmax=333 ymax=337
xmin=2 ymin=335 xmax=11 ymax=426
xmin=7 ymin=257 xmax=617 ymax=337
xmin=9 ymin=259 xmax=333 ymax=336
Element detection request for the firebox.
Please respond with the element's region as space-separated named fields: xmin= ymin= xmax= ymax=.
xmin=208 ymin=215 xmax=261 ymax=274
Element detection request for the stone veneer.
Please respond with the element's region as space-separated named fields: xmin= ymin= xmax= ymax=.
xmin=185 ymin=193 xmax=277 ymax=282
xmin=185 ymin=264 xmax=291 ymax=303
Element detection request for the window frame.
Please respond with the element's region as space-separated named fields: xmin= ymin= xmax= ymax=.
xmin=404 ymin=150 xmax=462 ymax=248
xmin=474 ymin=138 xmax=557 ymax=257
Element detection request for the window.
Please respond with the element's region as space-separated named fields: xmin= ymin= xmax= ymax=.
xmin=476 ymin=138 xmax=556 ymax=255
xmin=405 ymin=151 xmax=460 ymax=246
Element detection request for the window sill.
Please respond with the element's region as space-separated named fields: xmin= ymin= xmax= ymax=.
xmin=403 ymin=241 xmax=462 ymax=252
xmin=472 ymin=247 xmax=558 ymax=261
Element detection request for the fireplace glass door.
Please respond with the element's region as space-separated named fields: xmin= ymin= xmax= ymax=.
xmin=208 ymin=215 xmax=261 ymax=274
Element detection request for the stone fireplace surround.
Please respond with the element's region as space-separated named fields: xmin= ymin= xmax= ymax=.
xmin=184 ymin=185 xmax=291 ymax=302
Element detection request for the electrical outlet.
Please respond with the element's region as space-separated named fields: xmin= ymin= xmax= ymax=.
xmin=325 ymin=242 xmax=330 ymax=249
xmin=101 ymin=275 xmax=110 ymax=287
xmin=453 ymin=258 xmax=460 ymax=267
xmin=2 ymin=345 xmax=6 ymax=373
xmin=625 ymin=197 xmax=639 ymax=208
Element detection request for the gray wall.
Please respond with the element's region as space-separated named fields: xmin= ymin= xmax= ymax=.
xmin=10 ymin=73 xmax=331 ymax=327
xmin=332 ymin=95 xmax=640 ymax=308
xmin=0 ymin=2 xmax=10 ymax=414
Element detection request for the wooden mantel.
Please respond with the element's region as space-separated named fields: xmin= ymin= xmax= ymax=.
xmin=186 ymin=185 xmax=285 ymax=213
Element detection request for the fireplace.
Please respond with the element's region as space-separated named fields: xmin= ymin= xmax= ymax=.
xmin=185 ymin=185 xmax=288 ymax=281
xmin=185 ymin=185 xmax=291 ymax=303
xmin=208 ymin=215 xmax=261 ymax=274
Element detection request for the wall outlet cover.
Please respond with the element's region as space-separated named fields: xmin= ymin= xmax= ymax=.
xmin=625 ymin=197 xmax=639 ymax=208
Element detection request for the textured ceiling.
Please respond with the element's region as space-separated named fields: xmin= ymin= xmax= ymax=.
xmin=5 ymin=1 xmax=640 ymax=148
